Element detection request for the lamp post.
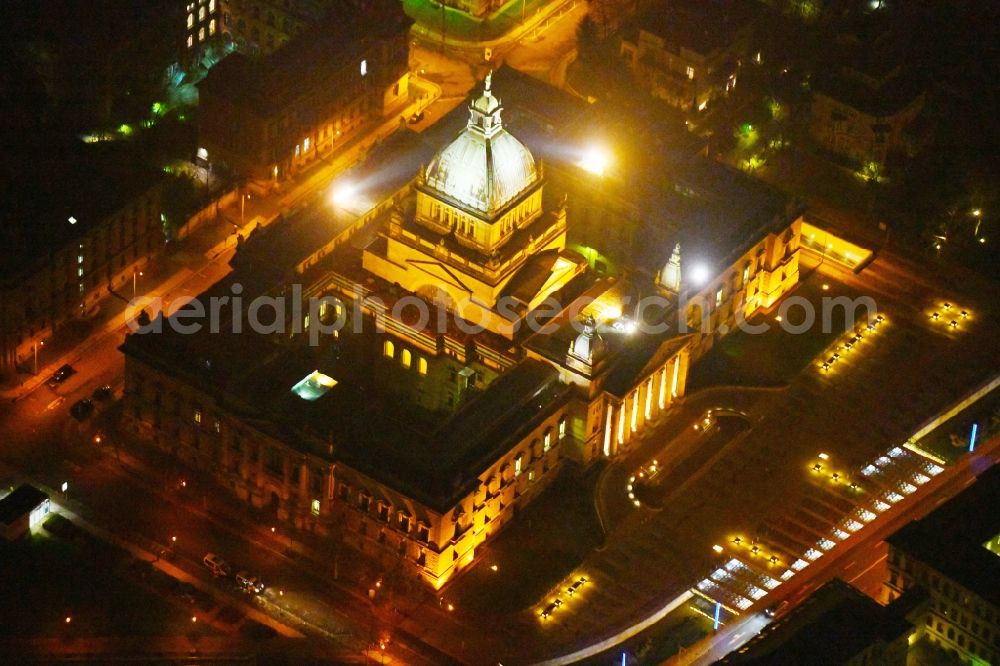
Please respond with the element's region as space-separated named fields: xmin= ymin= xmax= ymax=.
xmin=32 ymin=340 xmax=43 ymax=375
xmin=240 ymin=192 xmax=249 ymax=227
xmin=132 ymin=269 xmax=143 ymax=300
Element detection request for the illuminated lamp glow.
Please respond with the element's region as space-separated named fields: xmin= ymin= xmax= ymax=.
xmin=330 ymin=182 xmax=357 ymax=207
xmin=969 ymin=423 xmax=978 ymax=452
xmin=578 ymin=145 xmax=610 ymax=176
xmin=68 ymin=216 xmax=77 ymax=225
xmin=689 ymin=263 xmax=711 ymax=285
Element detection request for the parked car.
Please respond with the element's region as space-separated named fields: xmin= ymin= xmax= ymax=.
xmin=92 ymin=385 xmax=113 ymax=401
xmin=202 ymin=552 xmax=231 ymax=578
xmin=236 ymin=571 xmax=265 ymax=594
xmin=47 ymin=364 xmax=75 ymax=388
xmin=69 ymin=399 xmax=93 ymax=421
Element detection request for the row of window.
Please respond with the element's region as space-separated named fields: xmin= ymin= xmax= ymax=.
xmin=383 ymin=340 xmax=428 ymax=375
xmin=340 ymin=484 xmax=430 ymax=542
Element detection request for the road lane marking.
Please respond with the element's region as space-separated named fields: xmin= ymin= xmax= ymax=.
xmin=46 ymin=397 xmax=65 ymax=410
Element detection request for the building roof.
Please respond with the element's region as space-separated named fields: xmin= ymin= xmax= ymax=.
xmin=198 ymin=0 xmax=411 ymax=117
xmin=0 ymin=485 xmax=48 ymax=526
xmin=424 ymin=75 xmax=539 ymax=219
xmin=718 ymin=579 xmax=915 ymax=664
xmin=887 ymin=464 xmax=1000 ymax=608
xmin=631 ymin=0 xmax=754 ymax=57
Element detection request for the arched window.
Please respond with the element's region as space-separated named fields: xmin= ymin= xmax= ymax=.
xmin=383 ymin=340 xmax=394 ymax=359
xmin=543 ymin=428 xmax=552 ymax=452
xmin=417 ymin=357 xmax=428 ymax=375
xmin=401 ymin=349 xmax=412 ymax=369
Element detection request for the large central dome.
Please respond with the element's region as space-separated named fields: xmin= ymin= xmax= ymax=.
xmin=424 ymin=74 xmax=539 ymax=218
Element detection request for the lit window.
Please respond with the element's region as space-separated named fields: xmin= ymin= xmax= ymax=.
xmin=213 ymin=418 xmax=221 ymax=433
xmin=418 ymin=357 xmax=428 ymax=375
xmin=360 ymin=59 xmax=368 ymax=77
xmin=295 ymin=144 xmax=300 ymax=157
xmin=558 ymin=417 xmax=567 ymax=440
xmin=514 ymin=456 xmax=522 ymax=476
xmin=209 ymin=19 xmax=216 ymax=35
xmin=194 ymin=409 xmax=202 ymax=424
xmin=311 ymin=499 xmax=320 ymax=516
xmin=77 ymin=255 xmax=83 ymax=264
xmin=686 ymin=66 xmax=695 ymax=80
xmin=383 ymin=340 xmax=394 ymax=358
xmin=77 ymin=267 xmax=83 ymax=278
xmin=209 ymin=0 xmax=215 ymax=11
xmin=199 ymin=6 xmax=206 ymax=20
xmin=303 ymin=137 xmax=310 ymax=152
xmin=716 ymin=287 xmax=724 ymax=307
xmin=543 ymin=429 xmax=552 ymax=452
xmin=199 ymin=27 xmax=205 ymax=41
xmin=743 ymin=263 xmax=751 ymax=283
xmin=401 ymin=349 xmax=411 ymax=369
xmin=187 ymin=13 xmax=194 ymax=28
xmin=528 ymin=470 xmax=535 ymax=482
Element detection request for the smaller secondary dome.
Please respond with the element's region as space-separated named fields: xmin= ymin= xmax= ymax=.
xmin=423 ymin=73 xmax=538 ymax=217
xmin=569 ymin=316 xmax=606 ymax=365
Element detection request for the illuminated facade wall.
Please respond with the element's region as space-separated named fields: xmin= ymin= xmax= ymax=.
xmin=335 ymin=407 xmax=569 ymax=589
xmin=885 ymin=546 xmax=1000 ymax=664
xmin=596 ymin=348 xmax=690 ymax=460
xmin=683 ymin=216 xmax=803 ymax=359
xmin=0 ymin=182 xmax=163 ymax=374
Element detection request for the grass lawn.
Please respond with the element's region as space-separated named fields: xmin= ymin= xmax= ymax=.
xmin=403 ymin=0 xmax=553 ymax=42
xmin=448 ymin=464 xmax=603 ymax=615
xmin=0 ymin=517 xmax=198 ymax=638
xmin=688 ymin=274 xmax=870 ymax=389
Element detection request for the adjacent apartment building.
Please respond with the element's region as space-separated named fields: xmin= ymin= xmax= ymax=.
xmin=620 ymin=0 xmax=753 ymax=113
xmin=197 ymin=0 xmax=411 ymax=183
xmin=884 ymin=465 xmax=1000 ymax=664
xmin=0 ymin=147 xmax=163 ymax=375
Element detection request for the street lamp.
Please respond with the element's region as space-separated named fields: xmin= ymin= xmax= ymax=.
xmin=33 ymin=340 xmax=44 ymax=375
xmin=240 ymin=192 xmax=250 ymax=227
xmin=132 ymin=269 xmax=144 ymax=300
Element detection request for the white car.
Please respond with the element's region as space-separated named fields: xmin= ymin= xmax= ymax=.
xmin=202 ymin=552 xmax=231 ymax=577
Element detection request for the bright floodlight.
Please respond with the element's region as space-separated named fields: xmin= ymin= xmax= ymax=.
xmin=330 ymin=182 xmax=357 ymax=207
xmin=689 ymin=263 xmax=711 ymax=285
xmin=578 ymin=145 xmax=610 ymax=177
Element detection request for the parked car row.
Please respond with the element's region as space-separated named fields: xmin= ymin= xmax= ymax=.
xmin=202 ymin=553 xmax=266 ymax=595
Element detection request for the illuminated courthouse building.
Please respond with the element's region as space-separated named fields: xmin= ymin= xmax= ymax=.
xmin=884 ymin=465 xmax=1000 ymax=664
xmin=121 ymin=73 xmax=802 ymax=588
xmin=197 ymin=0 xmax=411 ymax=183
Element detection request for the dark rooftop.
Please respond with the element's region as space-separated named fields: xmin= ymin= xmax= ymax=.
xmin=630 ymin=0 xmax=755 ymax=56
xmin=718 ymin=578 xmax=915 ymax=664
xmin=198 ymin=0 xmax=411 ymax=117
xmin=0 ymin=485 xmax=48 ymax=526
xmin=0 ymin=140 xmax=163 ymax=281
xmin=887 ymin=464 xmax=1000 ymax=608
